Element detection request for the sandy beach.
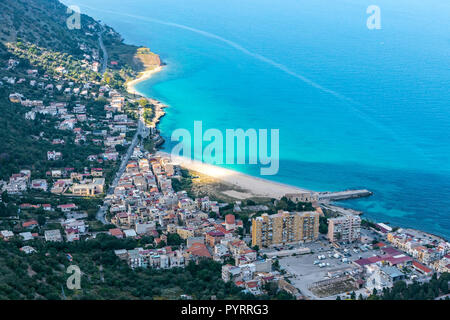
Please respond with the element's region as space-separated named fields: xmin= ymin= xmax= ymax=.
xmin=126 ymin=66 xmax=312 ymax=200
xmin=128 ymin=66 xmax=311 ymax=200
xmin=126 ymin=66 xmax=163 ymax=95
xmin=157 ymin=151 xmax=311 ymax=199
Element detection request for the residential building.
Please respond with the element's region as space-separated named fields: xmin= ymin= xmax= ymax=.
xmin=327 ymin=214 xmax=361 ymax=243
xmin=251 ymin=211 xmax=319 ymax=247
xmin=44 ymin=229 xmax=62 ymax=242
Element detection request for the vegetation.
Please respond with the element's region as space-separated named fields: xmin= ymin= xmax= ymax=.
xmin=0 ymin=234 xmax=293 ymax=300
xmin=272 ymin=197 xmax=315 ymax=213
xmin=366 ymin=273 xmax=450 ymax=300
xmin=319 ymin=216 xmax=328 ymax=234
xmin=0 ymin=0 xmax=98 ymax=56
xmin=171 ymin=169 xmax=194 ymax=198
xmin=0 ymin=0 xmax=296 ymax=301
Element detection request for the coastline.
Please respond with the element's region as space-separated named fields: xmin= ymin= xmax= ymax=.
xmin=126 ymin=65 xmax=164 ymax=96
xmin=119 ymin=38 xmax=448 ymax=242
xmin=125 ymin=65 xmax=310 ymax=199
xmin=158 ymin=151 xmax=311 ymax=199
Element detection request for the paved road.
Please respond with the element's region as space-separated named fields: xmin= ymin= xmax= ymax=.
xmin=97 ymin=26 xmax=108 ymax=74
xmin=95 ymin=28 xmax=150 ymax=224
xmin=96 ymin=112 xmax=149 ymax=224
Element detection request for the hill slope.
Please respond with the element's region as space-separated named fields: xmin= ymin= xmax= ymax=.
xmin=0 ymin=0 xmax=161 ymax=73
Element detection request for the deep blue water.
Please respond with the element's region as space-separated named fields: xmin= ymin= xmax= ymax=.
xmin=64 ymin=0 xmax=450 ymax=238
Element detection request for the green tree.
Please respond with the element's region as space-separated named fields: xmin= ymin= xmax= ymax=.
xmin=37 ymin=215 xmax=46 ymax=226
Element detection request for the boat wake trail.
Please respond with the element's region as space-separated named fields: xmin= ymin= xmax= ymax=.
xmin=80 ymin=4 xmax=432 ymax=165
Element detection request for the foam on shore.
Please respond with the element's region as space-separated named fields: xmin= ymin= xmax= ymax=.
xmin=157 ymin=151 xmax=311 ymax=199
xmin=126 ymin=66 xmax=163 ymax=95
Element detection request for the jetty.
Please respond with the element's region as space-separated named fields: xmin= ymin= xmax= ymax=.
xmin=318 ymin=189 xmax=373 ymax=201
xmin=321 ymin=203 xmax=363 ymax=216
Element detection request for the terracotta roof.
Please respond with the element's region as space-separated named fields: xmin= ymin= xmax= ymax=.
xmin=58 ymin=203 xmax=76 ymax=209
xmin=246 ymin=281 xmax=259 ymax=288
xmin=235 ymin=281 xmax=244 ymax=287
xmin=109 ymin=228 xmax=123 ymax=237
xmin=22 ymin=220 xmax=38 ymax=228
xmin=187 ymin=243 xmax=212 ymax=258
xmin=225 ymin=214 xmax=235 ymax=225
xmin=207 ymin=231 xmax=225 ymax=237
xmin=386 ymin=255 xmax=412 ymax=265
xmin=354 ymin=256 xmax=384 ymax=266
xmin=412 ymin=261 xmax=432 ymax=274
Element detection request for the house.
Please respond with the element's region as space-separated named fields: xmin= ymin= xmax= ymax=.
xmin=57 ymin=203 xmax=78 ymax=212
xmin=47 ymin=151 xmax=63 ymax=161
xmin=20 ymin=203 xmax=40 ymax=210
xmin=380 ymin=266 xmax=406 ymax=282
xmin=9 ymin=93 xmax=23 ymax=103
xmin=51 ymin=170 xmax=62 ymax=178
xmin=20 ymin=246 xmax=36 ymax=254
xmin=45 ymin=229 xmax=63 ymax=242
xmin=91 ymin=168 xmax=103 ymax=177
xmin=62 ymin=219 xmax=86 ymax=234
xmin=31 ymin=179 xmax=48 ymax=191
xmin=65 ymin=228 xmax=80 ymax=242
xmin=42 ymin=204 xmax=52 ymax=211
xmin=185 ymin=243 xmax=212 ymax=260
xmin=22 ymin=219 xmax=39 ymax=229
xmin=5 ymin=172 xmax=29 ymax=194
xmin=245 ymin=280 xmax=262 ymax=295
xmin=222 ymin=264 xmax=242 ymax=282
xmin=225 ymin=214 xmax=236 ymax=231
xmin=114 ymin=249 xmax=128 ymax=260
xmin=205 ymin=231 xmax=225 ymax=247
xmin=109 ymin=228 xmax=124 ymax=239
xmin=19 ymin=232 xmax=34 ymax=241
xmin=124 ymin=229 xmax=137 ymax=238
xmin=412 ymin=261 xmax=433 ymax=275
xmin=71 ymin=178 xmax=105 ymax=196
xmin=51 ymin=180 xmax=67 ymax=194
xmin=186 ymin=236 xmax=205 ymax=247
xmin=135 ymin=222 xmax=156 ymax=235
xmin=1 ymin=230 xmax=14 ymax=240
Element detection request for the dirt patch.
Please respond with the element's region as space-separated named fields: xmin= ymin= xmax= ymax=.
xmin=189 ymin=170 xmax=245 ymax=202
xmin=221 ymin=190 xmax=253 ymax=199
xmin=27 ymin=265 xmax=37 ymax=277
xmin=309 ymin=276 xmax=358 ymax=298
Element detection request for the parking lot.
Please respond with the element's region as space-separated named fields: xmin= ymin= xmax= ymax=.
xmin=277 ymin=238 xmax=382 ymax=299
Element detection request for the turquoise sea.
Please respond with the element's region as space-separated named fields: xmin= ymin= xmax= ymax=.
xmin=64 ymin=0 xmax=450 ymax=238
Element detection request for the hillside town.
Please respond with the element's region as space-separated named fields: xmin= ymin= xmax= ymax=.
xmin=0 ymin=0 xmax=449 ymax=301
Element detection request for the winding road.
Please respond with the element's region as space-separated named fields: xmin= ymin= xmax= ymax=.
xmin=97 ymin=25 xmax=108 ymax=74
xmin=95 ymin=25 xmax=150 ymax=224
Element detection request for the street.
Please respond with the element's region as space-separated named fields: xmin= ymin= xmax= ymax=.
xmin=96 ymin=112 xmax=149 ymax=224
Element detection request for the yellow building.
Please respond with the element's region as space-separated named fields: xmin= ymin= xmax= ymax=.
xmin=252 ymin=211 xmax=319 ymax=248
xmin=176 ymin=227 xmax=195 ymax=240
xmin=71 ymin=183 xmax=96 ymax=196
xmin=71 ymin=178 xmax=105 ymax=196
